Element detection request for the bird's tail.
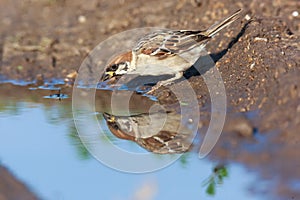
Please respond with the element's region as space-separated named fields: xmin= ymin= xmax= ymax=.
xmin=205 ymin=9 xmax=242 ymax=37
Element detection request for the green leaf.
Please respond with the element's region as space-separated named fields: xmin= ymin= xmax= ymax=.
xmin=206 ymin=182 xmax=216 ymax=196
xmin=218 ymin=167 xmax=228 ymax=177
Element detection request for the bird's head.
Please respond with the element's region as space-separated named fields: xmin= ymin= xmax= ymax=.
xmin=103 ymin=113 xmax=135 ymax=141
xmin=102 ymin=62 xmax=130 ymax=81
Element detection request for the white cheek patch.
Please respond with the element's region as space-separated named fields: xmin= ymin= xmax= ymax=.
xmin=115 ymin=62 xmax=130 ymax=75
xmin=117 ymin=69 xmax=128 ymax=75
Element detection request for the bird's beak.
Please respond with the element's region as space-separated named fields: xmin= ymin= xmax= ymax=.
xmin=103 ymin=71 xmax=114 ymax=81
xmin=103 ymin=113 xmax=115 ymax=122
xmin=107 ymin=115 xmax=115 ymax=123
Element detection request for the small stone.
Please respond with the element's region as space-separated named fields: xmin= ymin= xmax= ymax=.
xmin=245 ymin=14 xmax=251 ymax=21
xmin=65 ymin=71 xmax=77 ymax=84
xmin=240 ymin=107 xmax=246 ymax=112
xmin=78 ymin=15 xmax=86 ymax=23
xmin=249 ymin=62 xmax=255 ymax=71
xmin=292 ymin=11 xmax=299 ymax=17
xmin=254 ymin=37 xmax=268 ymax=42
xmin=66 ymin=71 xmax=77 ymax=79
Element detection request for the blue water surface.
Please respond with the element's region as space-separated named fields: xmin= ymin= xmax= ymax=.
xmin=0 ymin=98 xmax=267 ymax=200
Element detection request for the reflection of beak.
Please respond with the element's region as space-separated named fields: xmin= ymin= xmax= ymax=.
xmin=103 ymin=71 xmax=114 ymax=81
xmin=103 ymin=113 xmax=115 ymax=122
xmin=107 ymin=115 xmax=115 ymax=123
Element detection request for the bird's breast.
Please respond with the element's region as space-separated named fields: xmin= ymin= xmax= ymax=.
xmin=130 ymin=54 xmax=191 ymax=76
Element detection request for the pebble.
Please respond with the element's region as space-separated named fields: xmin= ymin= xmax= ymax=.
xmin=66 ymin=71 xmax=77 ymax=79
xmin=254 ymin=37 xmax=268 ymax=42
xmin=64 ymin=71 xmax=78 ymax=83
xmin=78 ymin=15 xmax=86 ymax=23
xmin=244 ymin=14 xmax=251 ymax=21
xmin=249 ymin=62 xmax=255 ymax=71
xmin=292 ymin=11 xmax=299 ymax=17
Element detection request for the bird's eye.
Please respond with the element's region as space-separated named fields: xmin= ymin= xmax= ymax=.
xmin=110 ymin=64 xmax=118 ymax=70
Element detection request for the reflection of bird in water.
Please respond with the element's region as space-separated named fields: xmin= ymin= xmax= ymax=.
xmin=103 ymin=111 xmax=196 ymax=154
xmin=101 ymin=9 xmax=241 ymax=93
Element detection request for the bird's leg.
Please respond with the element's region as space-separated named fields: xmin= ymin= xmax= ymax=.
xmin=146 ymin=72 xmax=183 ymax=94
xmin=158 ymin=72 xmax=184 ymax=87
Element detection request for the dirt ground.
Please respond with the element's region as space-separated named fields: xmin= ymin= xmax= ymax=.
xmin=0 ymin=166 xmax=38 ymax=200
xmin=0 ymin=0 xmax=300 ymax=199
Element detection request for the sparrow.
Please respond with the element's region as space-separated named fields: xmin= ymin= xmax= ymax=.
xmin=103 ymin=111 xmax=195 ymax=154
xmin=101 ymin=9 xmax=242 ymax=92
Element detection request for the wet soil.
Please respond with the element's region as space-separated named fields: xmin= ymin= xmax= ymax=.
xmin=0 ymin=0 xmax=300 ymax=199
xmin=0 ymin=166 xmax=38 ymax=200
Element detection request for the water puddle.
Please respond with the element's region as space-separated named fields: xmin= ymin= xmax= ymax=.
xmin=0 ymin=83 xmax=289 ymax=199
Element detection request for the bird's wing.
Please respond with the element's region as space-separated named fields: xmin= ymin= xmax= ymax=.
xmin=132 ymin=9 xmax=242 ymax=59
xmin=133 ymin=30 xmax=210 ymax=59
